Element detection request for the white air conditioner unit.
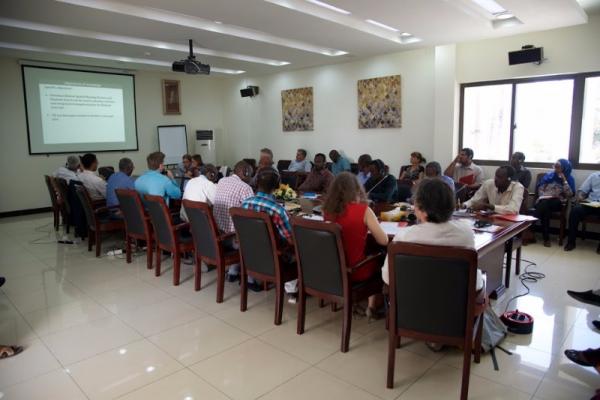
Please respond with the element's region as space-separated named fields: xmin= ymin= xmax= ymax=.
xmin=195 ymin=129 xmax=217 ymax=164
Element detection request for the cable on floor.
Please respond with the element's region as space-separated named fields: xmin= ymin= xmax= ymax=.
xmin=504 ymin=257 xmax=545 ymax=313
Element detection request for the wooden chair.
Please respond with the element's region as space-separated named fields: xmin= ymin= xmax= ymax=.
xmin=230 ymin=207 xmax=297 ymax=325
xmin=532 ymin=172 xmax=568 ymax=245
xmin=144 ymin=195 xmax=194 ymax=285
xmin=44 ymin=175 xmax=61 ymax=231
xmin=291 ymin=217 xmax=385 ymax=352
xmin=54 ymin=178 xmax=72 ymax=234
xmin=116 ymin=189 xmax=154 ymax=270
xmin=75 ymin=186 xmax=124 ymax=257
xmin=183 ymin=200 xmax=240 ymax=298
xmin=386 ymin=242 xmax=485 ymax=400
xmin=276 ymin=159 xmax=291 ymax=172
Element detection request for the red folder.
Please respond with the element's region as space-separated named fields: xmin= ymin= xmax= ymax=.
xmin=458 ymin=174 xmax=475 ymax=185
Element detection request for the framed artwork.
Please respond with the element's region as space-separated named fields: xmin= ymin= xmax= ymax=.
xmin=357 ymin=75 xmax=401 ymax=129
xmin=162 ymin=79 xmax=181 ymax=115
xmin=281 ymin=86 xmax=314 ymax=131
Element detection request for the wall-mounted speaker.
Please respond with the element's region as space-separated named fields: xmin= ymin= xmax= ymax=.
xmin=508 ymin=46 xmax=543 ymax=65
xmin=240 ymin=86 xmax=259 ymax=97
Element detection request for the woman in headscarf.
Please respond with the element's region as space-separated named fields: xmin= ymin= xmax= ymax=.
xmin=535 ymin=159 xmax=575 ymax=247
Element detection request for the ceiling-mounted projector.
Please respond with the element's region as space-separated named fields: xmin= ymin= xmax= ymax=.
xmin=172 ymin=39 xmax=210 ymax=75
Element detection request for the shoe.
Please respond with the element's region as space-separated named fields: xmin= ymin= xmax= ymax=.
xmin=426 ymin=342 xmax=445 ymax=352
xmin=226 ymin=274 xmax=239 ymax=283
xmin=564 ymin=242 xmax=576 ymax=251
xmin=593 ymin=320 xmax=600 ymax=331
xmin=596 ymin=243 xmax=600 ymax=255
xmin=287 ymin=293 xmax=297 ymax=304
xmin=567 ymin=290 xmax=600 ymax=307
xmin=0 ymin=277 xmax=5 ymax=287
xmin=543 ymin=240 xmax=551 ymax=248
xmin=565 ymin=349 xmax=594 ymax=367
xmin=247 ymin=282 xmax=264 ymax=292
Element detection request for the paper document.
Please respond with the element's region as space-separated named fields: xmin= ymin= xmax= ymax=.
xmin=582 ymin=201 xmax=600 ymax=208
xmin=379 ymin=221 xmax=406 ymax=236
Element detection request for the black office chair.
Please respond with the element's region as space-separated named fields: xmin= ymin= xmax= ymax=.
xmin=116 ymin=189 xmax=154 ymax=270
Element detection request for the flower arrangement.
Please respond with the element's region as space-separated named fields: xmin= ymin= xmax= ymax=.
xmin=274 ymin=184 xmax=297 ymax=201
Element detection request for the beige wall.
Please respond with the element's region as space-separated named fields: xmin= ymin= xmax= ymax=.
xmin=0 ymin=57 xmax=227 ymax=213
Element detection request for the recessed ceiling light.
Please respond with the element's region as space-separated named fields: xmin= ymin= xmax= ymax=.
xmin=146 ymin=366 xmax=155 ymax=373
xmin=471 ymin=0 xmax=506 ymax=14
xmin=399 ymin=32 xmax=412 ymax=37
xmin=0 ymin=17 xmax=289 ymax=66
xmin=494 ymin=12 xmax=514 ymax=20
xmin=214 ymin=20 xmax=223 ymax=24
xmin=0 ymin=41 xmax=246 ymax=74
xmin=365 ymin=19 xmax=399 ymax=32
xmin=305 ymin=0 xmax=351 ymax=15
xmin=55 ymin=0 xmax=346 ymax=57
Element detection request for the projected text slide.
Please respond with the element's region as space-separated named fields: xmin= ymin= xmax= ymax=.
xmin=39 ymin=83 xmax=126 ymax=144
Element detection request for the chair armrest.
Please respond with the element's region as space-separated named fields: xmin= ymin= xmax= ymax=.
xmin=94 ymin=206 xmax=110 ymax=215
xmin=218 ymin=232 xmax=236 ymax=242
xmin=347 ymin=250 xmax=386 ymax=273
xmin=174 ymin=222 xmax=190 ymax=231
xmin=92 ymin=199 xmax=106 ymax=208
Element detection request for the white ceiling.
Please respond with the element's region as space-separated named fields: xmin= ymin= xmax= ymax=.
xmin=0 ymin=0 xmax=598 ymax=76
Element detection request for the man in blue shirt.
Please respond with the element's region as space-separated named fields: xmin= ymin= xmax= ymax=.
xmin=329 ymin=149 xmax=351 ymax=176
xmin=565 ymin=172 xmax=600 ymax=252
xmin=106 ymin=158 xmax=135 ymax=211
xmin=135 ymin=151 xmax=181 ymax=204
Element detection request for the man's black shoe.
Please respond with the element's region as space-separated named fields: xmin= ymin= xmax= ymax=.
xmin=564 ymin=242 xmax=576 ymax=252
xmin=227 ymin=274 xmax=239 ymax=283
xmin=593 ymin=320 xmax=600 ymax=331
xmin=0 ymin=277 xmax=5 ymax=287
xmin=564 ymin=349 xmax=594 ymax=367
xmin=247 ymin=282 xmax=264 ymax=292
xmin=567 ymin=290 xmax=600 ymax=307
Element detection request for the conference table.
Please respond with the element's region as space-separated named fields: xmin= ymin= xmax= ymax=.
xmin=291 ymin=199 xmax=534 ymax=299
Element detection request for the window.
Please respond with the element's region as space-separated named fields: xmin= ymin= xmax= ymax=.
xmin=580 ymin=76 xmax=600 ymax=164
xmin=460 ymin=72 xmax=600 ymax=169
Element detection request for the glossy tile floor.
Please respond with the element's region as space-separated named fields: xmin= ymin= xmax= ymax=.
xmin=0 ymin=213 xmax=599 ymax=399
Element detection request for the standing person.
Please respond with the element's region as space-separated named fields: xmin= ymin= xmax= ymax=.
xmin=356 ymin=154 xmax=372 ymax=186
xmin=444 ymin=148 xmax=484 ymax=188
xmin=463 ymin=166 xmax=524 ymax=214
xmin=323 ymin=172 xmax=388 ymax=315
xmin=135 ymin=152 xmax=181 ymax=205
xmin=329 ymin=150 xmax=351 ymax=176
xmin=54 ymin=155 xmax=80 ymax=183
xmin=77 ymin=153 xmax=107 ymax=200
xmin=298 ymin=153 xmax=334 ymax=193
xmin=180 ymin=164 xmax=218 ymax=222
xmin=106 ymin=158 xmax=135 ymax=212
xmin=288 ymin=149 xmax=312 ymax=172
xmin=212 ymin=161 xmax=254 ymax=282
xmin=399 ymin=152 xmax=426 ymax=182
xmin=564 ymin=171 xmax=600 ymax=252
xmin=510 ymin=151 xmax=532 ymax=189
xmin=364 ymin=159 xmax=398 ymax=203
xmin=534 ymin=159 xmax=574 ymax=247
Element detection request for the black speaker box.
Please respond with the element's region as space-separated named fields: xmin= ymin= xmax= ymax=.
xmin=240 ymin=86 xmax=259 ymax=97
xmin=508 ymin=47 xmax=543 ymax=65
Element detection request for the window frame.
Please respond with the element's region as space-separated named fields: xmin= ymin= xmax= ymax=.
xmin=459 ymin=71 xmax=600 ymax=170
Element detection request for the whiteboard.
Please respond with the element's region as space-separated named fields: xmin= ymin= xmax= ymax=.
xmin=157 ymin=125 xmax=188 ymax=165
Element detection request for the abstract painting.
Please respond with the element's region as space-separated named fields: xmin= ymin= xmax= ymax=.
xmin=357 ymin=75 xmax=401 ymax=129
xmin=281 ymin=87 xmax=314 ymax=131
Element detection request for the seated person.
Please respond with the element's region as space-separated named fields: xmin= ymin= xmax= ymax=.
xmin=510 ymin=151 xmax=532 ymax=189
xmin=186 ymin=154 xmax=203 ymax=178
xmin=178 ymin=154 xmax=192 ymax=177
xmin=288 ymin=148 xmax=312 ymax=172
xmin=535 ymin=159 xmax=575 ymax=247
xmin=399 ymin=152 xmax=426 ymax=181
xmin=180 ymin=164 xmax=218 ymax=222
xmin=250 ymin=148 xmax=275 ymax=187
xmin=329 ymin=150 xmax=351 ymax=175
xmin=106 ymin=157 xmax=135 ymax=212
xmin=564 ymin=171 xmax=600 ymax=252
xmin=463 ymin=165 xmax=524 ymax=214
xmin=444 ymin=147 xmax=484 ymax=188
xmin=425 ymin=161 xmax=455 ymax=192
xmin=54 ymin=155 xmax=80 ymax=183
xmin=135 ymin=151 xmax=181 ymax=205
xmin=382 ymin=178 xmax=484 ymax=291
xmin=298 ymin=153 xmax=334 ymax=193
xmin=323 ymin=172 xmax=388 ymax=314
xmin=77 ymin=153 xmax=107 ymax=200
xmin=364 ymin=159 xmax=398 ymax=203
xmin=356 ymin=154 xmax=372 ymax=186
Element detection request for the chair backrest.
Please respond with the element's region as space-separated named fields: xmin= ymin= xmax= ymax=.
xmin=520 ymin=188 xmax=529 ymax=214
xmin=54 ymin=177 xmax=71 ymax=214
xmin=183 ymin=200 xmax=219 ymax=261
xmin=387 ymin=242 xmax=478 ymax=339
xmin=144 ymin=194 xmax=176 ymax=248
xmin=230 ymin=207 xmax=278 ymax=277
xmin=44 ymin=175 xmax=60 ymax=209
xmin=75 ymin=185 xmax=96 ymax=230
xmin=291 ymin=217 xmax=346 ymax=297
xmin=277 ymin=159 xmax=291 ymax=172
xmin=116 ymin=189 xmax=148 ymax=237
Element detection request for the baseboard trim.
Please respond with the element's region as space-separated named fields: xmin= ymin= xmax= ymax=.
xmin=0 ymin=207 xmax=52 ymax=218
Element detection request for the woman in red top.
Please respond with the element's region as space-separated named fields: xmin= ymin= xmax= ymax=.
xmin=323 ymin=172 xmax=389 ymax=314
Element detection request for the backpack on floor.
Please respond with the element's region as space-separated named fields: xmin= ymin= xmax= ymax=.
xmin=480 ymin=307 xmax=511 ymax=370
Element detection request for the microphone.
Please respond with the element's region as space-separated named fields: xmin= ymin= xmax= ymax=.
xmin=367 ymin=174 xmax=390 ymax=194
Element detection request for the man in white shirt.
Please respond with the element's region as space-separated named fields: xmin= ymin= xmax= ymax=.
xmin=180 ymin=164 xmax=218 ymax=221
xmin=444 ymin=148 xmax=484 ymax=187
xmin=464 ymin=165 xmax=524 ymax=215
xmin=54 ymin=155 xmax=80 ymax=183
xmin=287 ymin=149 xmax=312 ymax=172
xmin=77 ymin=153 xmax=107 ymax=200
